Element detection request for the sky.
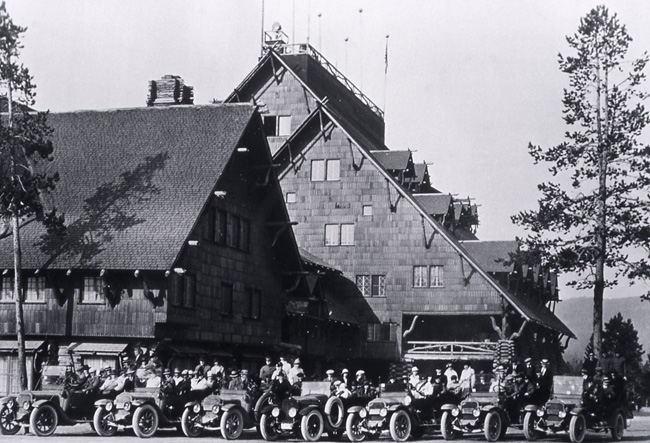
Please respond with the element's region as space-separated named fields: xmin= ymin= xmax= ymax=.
xmin=5 ymin=0 xmax=650 ymax=300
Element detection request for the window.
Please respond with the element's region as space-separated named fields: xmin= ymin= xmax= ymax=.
xmin=221 ymin=282 xmax=233 ymax=316
xmin=226 ymin=213 xmax=240 ymax=248
xmin=285 ymin=192 xmax=296 ymax=203
xmin=326 ymin=159 xmax=340 ymax=181
xmin=0 ymin=276 xmax=14 ymax=303
xmin=171 ymin=274 xmax=183 ymax=306
xmin=170 ymin=274 xmax=195 ymax=308
xmin=311 ymin=160 xmax=326 ymax=181
xmin=324 ymin=224 xmax=340 ymax=246
xmin=81 ymin=277 xmax=103 ymax=304
xmin=430 ymin=265 xmax=444 ymax=287
xmin=244 ymin=287 xmax=261 ymax=320
xmin=340 ymin=223 xmax=355 ymax=245
xmin=413 ymin=265 xmax=444 ymax=287
xmin=25 ymin=277 xmax=46 ymax=303
xmin=367 ymin=323 xmax=395 ymax=342
xmin=413 ymin=266 xmax=428 ymax=288
xmin=362 ymin=205 xmax=373 ymax=216
xmin=356 ymin=275 xmax=370 ymax=297
xmin=215 ymin=210 xmax=227 ymax=244
xmin=263 ymin=115 xmax=291 ymax=136
xmin=356 ymin=274 xmax=385 ymax=297
xmin=239 ymin=219 xmax=250 ymax=252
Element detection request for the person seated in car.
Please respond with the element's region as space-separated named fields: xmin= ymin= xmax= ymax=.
xmin=160 ymin=369 xmax=176 ymax=396
xmin=81 ymin=368 xmax=102 ymax=394
xmin=333 ymin=380 xmax=352 ymax=398
xmin=176 ymin=369 xmax=192 ymax=396
xmin=269 ymin=371 xmax=293 ymax=400
xmin=446 ymin=374 xmax=462 ymax=395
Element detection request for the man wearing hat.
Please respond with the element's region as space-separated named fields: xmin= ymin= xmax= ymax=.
xmin=270 ymin=370 xmax=292 ymax=399
xmin=444 ymin=363 xmax=458 ymax=383
xmin=173 ymin=368 xmax=183 ymax=385
xmin=341 ymin=368 xmax=351 ymax=389
xmin=323 ymin=369 xmax=338 ymax=393
xmin=260 ymin=356 xmax=274 ymax=383
xmin=333 ymin=380 xmax=351 ymax=398
xmin=288 ymin=358 xmax=304 ymax=385
xmin=176 ymin=369 xmax=192 ymax=395
xmin=81 ymin=368 xmax=102 ymax=394
xmin=122 ymin=367 xmax=137 ymax=392
xmin=228 ymin=369 xmax=243 ymax=390
xmin=536 ymin=358 xmax=553 ymax=403
xmin=100 ymin=368 xmax=119 ymax=394
xmin=160 ymin=368 xmax=176 ymax=395
xmin=409 ymin=366 xmax=421 ymax=390
xmin=195 ymin=356 xmax=211 ymax=377
xmin=524 ymin=358 xmax=537 ymax=382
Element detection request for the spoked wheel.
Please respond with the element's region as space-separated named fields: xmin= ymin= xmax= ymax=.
xmin=301 ymin=409 xmax=324 ymax=442
xmin=389 ymin=410 xmax=411 ymax=442
xmin=30 ymin=404 xmax=59 ymax=437
xmin=0 ymin=407 xmax=20 ymax=435
xmin=93 ymin=407 xmax=117 ymax=436
xmin=440 ymin=411 xmax=458 ymax=440
xmin=483 ymin=411 xmax=502 ymax=442
xmin=611 ymin=412 xmax=624 ymax=441
xmin=260 ymin=413 xmax=280 ymax=441
xmin=569 ymin=414 xmax=586 ymax=443
xmin=181 ymin=408 xmax=203 ymax=437
xmin=345 ymin=412 xmax=366 ymax=442
xmin=132 ymin=404 xmax=159 ymax=438
xmin=523 ymin=411 xmax=540 ymax=441
xmin=221 ymin=408 xmax=244 ymax=440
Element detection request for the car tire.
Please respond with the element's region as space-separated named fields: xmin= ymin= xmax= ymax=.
xmin=440 ymin=411 xmax=457 ymax=440
xmin=345 ymin=412 xmax=366 ymax=442
xmin=569 ymin=414 xmax=586 ymax=443
xmin=181 ymin=408 xmax=203 ymax=438
xmin=523 ymin=411 xmax=540 ymax=441
xmin=389 ymin=410 xmax=411 ymax=442
xmin=0 ymin=406 xmax=20 ymax=435
xmin=611 ymin=411 xmax=624 ymax=441
xmin=483 ymin=411 xmax=502 ymax=442
xmin=132 ymin=404 xmax=159 ymax=438
xmin=30 ymin=404 xmax=59 ymax=437
xmin=221 ymin=408 xmax=245 ymax=440
xmin=325 ymin=397 xmax=345 ymax=429
xmin=260 ymin=413 xmax=280 ymax=441
xmin=93 ymin=407 xmax=117 ymax=436
xmin=301 ymin=409 xmax=325 ymax=442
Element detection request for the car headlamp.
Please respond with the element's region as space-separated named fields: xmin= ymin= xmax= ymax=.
xmin=403 ymin=396 xmax=412 ymax=406
xmin=537 ymin=409 xmax=545 ymax=417
xmin=359 ymin=409 xmax=367 ymax=418
xmin=271 ymin=407 xmax=280 ymax=417
xmin=23 ymin=401 xmax=31 ymax=411
xmin=472 ymin=408 xmax=480 ymax=418
xmin=193 ymin=404 xmax=202 ymax=413
xmin=123 ymin=402 xmax=131 ymax=411
xmin=212 ymin=405 xmax=220 ymax=414
xmin=558 ymin=411 xmax=566 ymax=418
xmin=379 ymin=408 xmax=388 ymax=417
xmin=7 ymin=399 xmax=15 ymax=409
xmin=451 ymin=408 xmax=459 ymax=417
xmin=105 ymin=402 xmax=113 ymax=412
xmin=289 ymin=407 xmax=298 ymax=418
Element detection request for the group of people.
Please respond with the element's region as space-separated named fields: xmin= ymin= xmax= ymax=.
xmin=490 ymin=357 xmax=554 ymax=416
xmin=581 ymin=351 xmax=628 ymax=415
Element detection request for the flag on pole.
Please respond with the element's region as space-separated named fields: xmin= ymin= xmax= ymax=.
xmin=384 ymin=35 xmax=389 ymax=74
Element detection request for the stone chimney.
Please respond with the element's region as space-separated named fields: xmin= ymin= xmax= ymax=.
xmin=147 ymin=75 xmax=194 ymax=106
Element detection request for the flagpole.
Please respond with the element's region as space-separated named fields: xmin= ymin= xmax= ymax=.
xmin=383 ymin=34 xmax=389 ymax=115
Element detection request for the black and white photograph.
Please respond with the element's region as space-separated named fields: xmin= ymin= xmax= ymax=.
xmin=0 ymin=1 xmax=649 ymax=441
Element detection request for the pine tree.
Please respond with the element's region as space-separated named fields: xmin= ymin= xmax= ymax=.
xmin=512 ymin=6 xmax=650 ymax=361
xmin=0 ymin=1 xmax=63 ymax=390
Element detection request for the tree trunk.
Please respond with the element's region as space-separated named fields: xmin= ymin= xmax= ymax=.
xmin=12 ymin=213 xmax=27 ymax=390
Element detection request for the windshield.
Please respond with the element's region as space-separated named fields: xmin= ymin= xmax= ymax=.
xmin=40 ymin=365 xmax=68 ymax=390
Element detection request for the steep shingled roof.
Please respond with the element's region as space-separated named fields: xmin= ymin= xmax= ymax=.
xmin=461 ymin=240 xmax=517 ymax=273
xmin=414 ymin=194 xmax=453 ymax=217
xmin=370 ymin=150 xmax=413 ymax=172
xmin=0 ymin=104 xmax=256 ymax=271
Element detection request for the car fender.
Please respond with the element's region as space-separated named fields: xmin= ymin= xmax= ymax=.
xmin=480 ymin=405 xmax=499 ymax=413
xmin=388 ymin=403 xmax=403 ymax=413
xmin=299 ymin=404 xmax=321 ymax=416
xmin=184 ymin=400 xmax=201 ymax=410
xmin=94 ymin=398 xmax=113 ymax=408
xmin=221 ymin=403 xmax=240 ymax=412
xmin=440 ymin=403 xmax=457 ymax=411
xmin=523 ymin=404 xmax=539 ymax=413
xmin=260 ymin=403 xmax=278 ymax=416
xmin=32 ymin=399 xmax=56 ymax=409
xmin=346 ymin=405 xmax=366 ymax=414
xmin=570 ymin=407 xmax=584 ymax=416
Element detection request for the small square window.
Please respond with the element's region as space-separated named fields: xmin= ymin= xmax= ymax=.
xmin=371 ymin=275 xmax=386 ymax=297
xmin=362 ymin=205 xmax=373 ymax=216
xmin=277 ymin=116 xmax=292 ymax=136
xmin=81 ymin=277 xmax=103 ymax=304
xmin=325 ymin=224 xmax=340 ymax=246
xmin=286 ymin=192 xmax=296 ymax=203
xmin=311 ymin=160 xmax=326 ymax=181
xmin=356 ymin=275 xmax=370 ymax=297
xmin=340 ymin=223 xmax=355 ymax=245
xmin=326 ymin=159 xmax=340 ymax=181
xmin=25 ymin=277 xmax=46 ymax=303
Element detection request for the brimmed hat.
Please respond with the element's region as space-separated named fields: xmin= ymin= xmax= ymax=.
xmin=356 ymin=370 xmax=365 ymax=376
xmin=333 ymin=380 xmax=342 ymax=387
xmin=326 ymin=369 xmax=335 ymax=375
xmin=411 ymin=366 xmax=419 ymax=372
xmin=163 ymin=368 xmax=171 ymax=375
xmin=230 ymin=370 xmax=239 ymax=377
xmin=182 ymin=369 xmax=189 ymax=375
xmin=541 ymin=359 xmax=549 ymax=365
xmin=341 ymin=368 xmax=349 ymax=374
xmin=241 ymin=369 xmax=249 ymax=375
xmin=173 ymin=368 xmax=181 ymax=373
xmin=293 ymin=359 xmax=301 ymax=365
xmin=524 ymin=357 xmax=532 ymax=363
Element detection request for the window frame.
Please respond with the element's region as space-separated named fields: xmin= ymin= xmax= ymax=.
xmin=356 ymin=275 xmax=370 ymax=297
xmin=413 ymin=266 xmax=429 ymax=288
xmin=324 ymin=224 xmax=340 ymax=246
xmin=25 ymin=276 xmax=47 ymax=304
xmin=244 ymin=287 xmax=262 ymax=320
xmin=0 ymin=276 xmax=14 ymax=303
xmin=80 ymin=276 xmax=104 ymax=304
xmin=340 ymin=223 xmax=355 ymax=246
xmin=371 ymin=275 xmax=386 ymax=297
xmin=413 ymin=265 xmax=444 ymax=288
xmin=362 ymin=205 xmax=373 ymax=216
xmin=220 ymin=282 xmax=233 ymax=316
xmin=285 ymin=192 xmax=297 ymax=203
xmin=326 ymin=159 xmax=340 ymax=181
xmin=311 ymin=159 xmax=326 ymax=182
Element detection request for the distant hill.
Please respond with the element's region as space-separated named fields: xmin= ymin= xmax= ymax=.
xmin=555 ymin=296 xmax=650 ymax=365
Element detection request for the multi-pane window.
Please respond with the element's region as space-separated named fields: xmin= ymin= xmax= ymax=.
xmin=170 ymin=273 xmax=195 ymax=308
xmin=311 ymin=159 xmax=340 ymax=181
xmin=0 ymin=276 xmax=14 ymax=303
xmin=244 ymin=287 xmax=262 ymax=320
xmin=263 ymin=115 xmax=291 ymax=137
xmin=81 ymin=277 xmax=103 ymax=304
xmin=413 ymin=266 xmax=428 ymax=288
xmin=25 ymin=277 xmax=46 ymax=303
xmin=215 ymin=209 xmax=227 ymax=244
xmin=221 ymin=282 xmax=233 ymax=316
xmin=362 ymin=205 xmax=373 ymax=216
xmin=356 ymin=274 xmax=386 ymax=297
xmin=324 ymin=223 xmax=354 ymax=246
xmin=367 ymin=323 xmax=395 ymax=342
xmin=413 ymin=265 xmax=444 ymax=287
xmin=311 ymin=160 xmax=326 ymax=181
xmin=285 ymin=192 xmax=296 ymax=203
xmin=214 ymin=209 xmax=249 ymax=252
xmin=326 ymin=159 xmax=340 ymax=181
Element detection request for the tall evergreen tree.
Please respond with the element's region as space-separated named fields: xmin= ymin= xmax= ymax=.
xmin=0 ymin=1 xmax=63 ymax=390
xmin=512 ymin=6 xmax=650 ymax=361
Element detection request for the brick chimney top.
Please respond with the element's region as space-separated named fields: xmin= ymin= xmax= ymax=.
xmin=147 ymin=75 xmax=194 ymax=106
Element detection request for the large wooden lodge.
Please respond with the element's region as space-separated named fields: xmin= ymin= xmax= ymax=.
xmin=0 ymin=30 xmax=574 ymax=394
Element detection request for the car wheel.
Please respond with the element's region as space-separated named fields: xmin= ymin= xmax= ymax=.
xmin=301 ymin=409 xmax=325 ymax=442
xmin=569 ymin=414 xmax=586 ymax=443
xmin=30 ymin=404 xmax=59 ymax=437
xmin=132 ymin=404 xmax=159 ymax=438
xmin=0 ymin=406 xmax=20 ymax=435
xmin=260 ymin=413 xmax=280 ymax=441
xmin=221 ymin=408 xmax=245 ymax=440
xmin=325 ymin=397 xmax=345 ymax=429
xmin=345 ymin=412 xmax=366 ymax=442
xmin=389 ymin=410 xmax=411 ymax=442
xmin=523 ymin=411 xmax=540 ymax=441
xmin=181 ymin=408 xmax=203 ymax=438
xmin=611 ymin=412 xmax=624 ymax=441
xmin=93 ymin=407 xmax=117 ymax=436
xmin=440 ymin=411 xmax=457 ymax=440
xmin=483 ymin=411 xmax=502 ymax=442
